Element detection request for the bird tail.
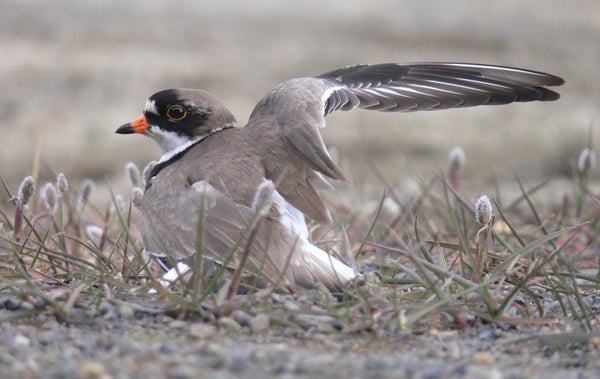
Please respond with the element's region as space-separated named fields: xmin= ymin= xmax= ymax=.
xmin=287 ymin=240 xmax=357 ymax=291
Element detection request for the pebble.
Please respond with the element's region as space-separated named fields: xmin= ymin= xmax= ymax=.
xmin=472 ymin=351 xmax=495 ymax=365
xmin=114 ymin=338 xmax=139 ymax=355
xmin=283 ymin=300 xmax=301 ymax=311
xmin=583 ymin=295 xmax=600 ymax=306
xmin=250 ymin=314 xmax=270 ymax=334
xmin=169 ymin=364 xmax=200 ymax=379
xmin=79 ymin=361 xmax=111 ymax=379
xmin=217 ymin=317 xmax=241 ymax=331
xmin=99 ymin=303 xmax=118 ymax=319
xmin=33 ymin=297 xmax=46 ymax=309
xmin=168 ymin=320 xmax=188 ymax=329
xmin=477 ymin=326 xmax=496 ymax=340
xmin=14 ymin=334 xmax=31 ymax=347
xmin=542 ymin=346 xmax=555 ymax=358
xmin=270 ymin=293 xmax=287 ymax=304
xmin=189 ymin=323 xmax=217 ymax=340
xmin=231 ymin=309 xmax=252 ymax=327
xmin=119 ymin=305 xmax=135 ymax=319
xmin=4 ymin=298 xmax=22 ymax=311
xmin=159 ymin=341 xmax=178 ymax=354
xmin=364 ymin=357 xmax=390 ymax=371
xmin=39 ymin=329 xmax=63 ymax=345
xmin=67 ymin=307 xmax=87 ymax=320
xmin=230 ymin=355 xmax=247 ymax=373
xmin=467 ymin=365 xmax=503 ymax=379
xmin=420 ymin=365 xmax=444 ymax=378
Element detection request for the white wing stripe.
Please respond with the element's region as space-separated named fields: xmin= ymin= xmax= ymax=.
xmin=442 ymin=63 xmax=548 ymax=77
xmin=408 ymin=83 xmax=464 ymax=95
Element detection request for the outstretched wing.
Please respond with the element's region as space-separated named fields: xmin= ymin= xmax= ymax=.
xmin=248 ymin=63 xmax=563 ymax=222
xmin=317 ymin=63 xmax=563 ymax=114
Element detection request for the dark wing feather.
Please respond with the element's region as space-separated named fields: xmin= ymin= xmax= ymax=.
xmin=248 ymin=62 xmax=563 ymax=222
xmin=318 ymin=63 xmax=563 ymax=115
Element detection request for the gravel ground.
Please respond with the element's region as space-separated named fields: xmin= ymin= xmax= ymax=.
xmin=1 ymin=291 xmax=599 ymax=379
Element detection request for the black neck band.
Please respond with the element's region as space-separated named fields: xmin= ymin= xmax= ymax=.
xmin=145 ymin=125 xmax=234 ymax=189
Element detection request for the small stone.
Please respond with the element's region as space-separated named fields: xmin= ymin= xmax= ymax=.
xmin=159 ymin=341 xmax=178 ymax=354
xmin=189 ymin=323 xmax=217 ymax=340
xmin=477 ymin=326 xmax=496 ymax=340
xmin=169 ymin=364 xmax=198 ymax=379
xmin=468 ymin=366 xmax=502 ymax=379
xmin=79 ymin=361 xmax=110 ymax=379
xmin=25 ymin=357 xmax=39 ymax=373
xmin=33 ymin=297 xmax=46 ymax=309
xmin=99 ymin=303 xmax=117 ymax=318
xmin=4 ymin=298 xmax=22 ymax=311
xmin=230 ymin=355 xmax=247 ymax=373
xmin=250 ymin=314 xmax=270 ymax=334
xmin=168 ymin=320 xmax=188 ymax=329
xmin=119 ymin=305 xmax=135 ymax=319
xmin=114 ymin=338 xmax=138 ymax=355
xmin=231 ymin=310 xmax=252 ymax=327
xmin=472 ymin=351 xmax=495 ymax=365
xmin=217 ymin=317 xmax=241 ymax=331
xmin=68 ymin=307 xmax=87 ymax=320
xmin=365 ymin=357 xmax=389 ymax=371
xmin=39 ymin=330 xmax=62 ymax=345
xmin=542 ymin=346 xmax=554 ymax=358
xmin=283 ymin=300 xmax=300 ymax=311
xmin=20 ymin=301 xmax=34 ymax=310
xmin=43 ymin=319 xmax=61 ymax=331
xmin=590 ymin=336 xmax=600 ymax=348
xmin=162 ymin=316 xmax=175 ymax=324
xmin=14 ymin=334 xmax=30 ymax=347
xmin=270 ymin=293 xmax=286 ymax=303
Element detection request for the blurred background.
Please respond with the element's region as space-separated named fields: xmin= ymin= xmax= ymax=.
xmin=0 ymin=0 xmax=598 ymax=208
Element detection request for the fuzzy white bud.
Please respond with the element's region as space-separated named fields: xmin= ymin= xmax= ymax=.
xmin=142 ymin=161 xmax=158 ymax=186
xmin=56 ymin=173 xmax=68 ymax=195
xmin=475 ymin=195 xmax=493 ymax=225
xmin=85 ymin=225 xmax=104 ymax=246
xmin=78 ymin=179 xmax=95 ymax=205
xmin=17 ymin=176 xmax=35 ymax=206
xmin=131 ymin=187 xmax=144 ymax=210
xmin=448 ymin=147 xmax=466 ymax=191
xmin=448 ymin=147 xmax=466 ymax=173
xmin=577 ymin=148 xmax=596 ymax=174
xmin=252 ymin=180 xmax=275 ymax=216
xmin=125 ymin=162 xmax=142 ymax=188
xmin=41 ymin=182 xmax=58 ymax=213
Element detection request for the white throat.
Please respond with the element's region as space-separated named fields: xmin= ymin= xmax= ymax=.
xmin=146 ymin=125 xmax=199 ymax=163
xmin=148 ymin=123 xmax=236 ymax=164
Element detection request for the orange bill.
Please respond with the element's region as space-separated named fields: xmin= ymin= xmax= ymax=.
xmin=116 ymin=115 xmax=150 ymax=134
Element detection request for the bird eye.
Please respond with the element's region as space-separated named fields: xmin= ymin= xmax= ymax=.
xmin=166 ymin=104 xmax=187 ymax=121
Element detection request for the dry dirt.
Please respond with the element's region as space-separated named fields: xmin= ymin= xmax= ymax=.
xmin=1 ymin=290 xmax=600 ymax=379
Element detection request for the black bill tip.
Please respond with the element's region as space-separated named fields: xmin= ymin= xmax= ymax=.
xmin=115 ymin=123 xmax=134 ymax=134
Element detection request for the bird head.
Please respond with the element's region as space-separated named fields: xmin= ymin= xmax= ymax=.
xmin=116 ymin=89 xmax=237 ymax=155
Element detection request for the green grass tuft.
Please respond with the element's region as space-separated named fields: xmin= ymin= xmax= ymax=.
xmin=1 ymin=146 xmax=599 ymax=334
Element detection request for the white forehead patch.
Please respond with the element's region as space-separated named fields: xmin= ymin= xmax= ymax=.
xmin=182 ymin=100 xmax=197 ymax=108
xmin=144 ymin=99 xmax=159 ymax=115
